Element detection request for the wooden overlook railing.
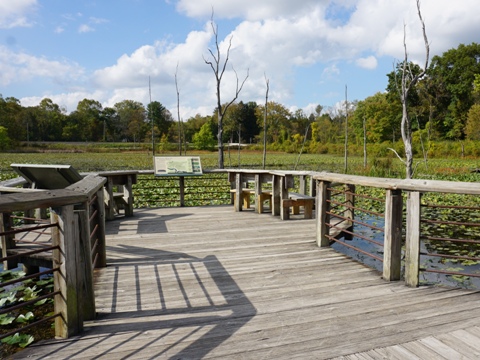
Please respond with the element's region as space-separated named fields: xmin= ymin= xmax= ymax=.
xmin=0 ymin=174 xmax=106 ymax=339
xmin=314 ymin=172 xmax=480 ymax=288
xmin=1 ymin=168 xmax=480 ymax=341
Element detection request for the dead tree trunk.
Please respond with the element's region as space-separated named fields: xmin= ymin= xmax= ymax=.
xmin=204 ymin=12 xmax=248 ymax=169
xmin=175 ymin=64 xmax=183 ymax=155
xmin=263 ymin=74 xmax=269 ymax=169
xmin=400 ymin=0 xmax=429 ymax=179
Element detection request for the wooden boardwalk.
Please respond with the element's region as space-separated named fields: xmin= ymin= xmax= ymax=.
xmin=14 ymin=206 xmax=480 ymax=359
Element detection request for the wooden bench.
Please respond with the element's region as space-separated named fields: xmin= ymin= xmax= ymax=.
xmin=230 ymin=189 xmax=272 ymax=213
xmin=230 ymin=188 xmax=255 ymax=208
xmin=97 ymin=171 xmax=137 ymax=220
xmin=257 ymin=190 xmax=272 ymax=213
xmin=282 ymin=192 xmax=315 ymax=219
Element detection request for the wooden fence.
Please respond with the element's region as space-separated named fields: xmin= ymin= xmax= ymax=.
xmin=0 ymin=174 xmax=106 ymax=338
xmin=314 ymin=172 xmax=480 ymax=287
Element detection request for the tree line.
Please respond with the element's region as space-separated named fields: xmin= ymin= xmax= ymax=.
xmin=1 ymin=42 xmax=479 ymax=155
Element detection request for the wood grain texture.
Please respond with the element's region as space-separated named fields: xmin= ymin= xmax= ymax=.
xmin=14 ymin=206 xmax=480 ymax=359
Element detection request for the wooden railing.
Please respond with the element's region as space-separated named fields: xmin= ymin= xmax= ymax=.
xmin=133 ymin=170 xmax=232 ymax=208
xmin=0 ymin=174 xmax=106 ymax=338
xmin=314 ymin=172 xmax=480 ymax=288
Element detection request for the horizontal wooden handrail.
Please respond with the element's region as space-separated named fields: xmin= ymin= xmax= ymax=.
xmin=313 ymin=171 xmax=480 ymax=195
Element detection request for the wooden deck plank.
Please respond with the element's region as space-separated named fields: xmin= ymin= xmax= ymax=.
xmin=13 ymin=206 xmax=480 ymax=360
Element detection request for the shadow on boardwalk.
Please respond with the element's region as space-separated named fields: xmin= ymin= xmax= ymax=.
xmin=12 ymin=206 xmax=480 ymax=359
xmin=15 ymin=246 xmax=256 ymax=359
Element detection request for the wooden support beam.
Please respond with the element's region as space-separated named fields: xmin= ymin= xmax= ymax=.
xmin=383 ymin=189 xmax=403 ymax=281
xmin=52 ymin=205 xmax=83 ymax=338
xmin=316 ymin=180 xmax=331 ymax=247
xmin=76 ymin=203 xmax=96 ymax=321
xmin=1 ymin=212 xmax=16 ymax=270
xmin=405 ymin=191 xmax=421 ymax=287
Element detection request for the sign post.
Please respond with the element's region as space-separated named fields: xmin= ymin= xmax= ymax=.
xmin=153 ymin=157 xmax=203 ymax=206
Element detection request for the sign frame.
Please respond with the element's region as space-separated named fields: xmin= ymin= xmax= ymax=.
xmin=153 ymin=156 xmax=203 ymax=177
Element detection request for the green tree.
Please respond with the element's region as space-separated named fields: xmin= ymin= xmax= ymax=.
xmin=36 ymin=98 xmax=65 ymax=141
xmin=0 ymin=96 xmax=24 ymax=141
xmin=428 ymin=42 xmax=480 ymax=139
xmin=255 ymin=102 xmax=291 ymax=144
xmin=113 ymin=100 xmax=146 ymax=142
xmin=192 ymin=121 xmax=216 ymax=150
xmin=353 ymin=92 xmax=400 ymax=144
xmin=0 ymin=126 xmax=11 ymax=150
xmin=183 ymin=114 xmax=211 ymax=143
xmin=66 ymin=99 xmax=103 ymax=141
xmin=465 ymin=104 xmax=480 ymax=140
xmin=147 ymin=101 xmax=174 ymax=140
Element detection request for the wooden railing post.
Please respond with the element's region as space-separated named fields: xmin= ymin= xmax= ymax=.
xmin=94 ymin=186 xmax=107 ymax=268
xmin=299 ymin=175 xmax=307 ymax=195
xmin=316 ymin=180 xmax=331 ymax=247
xmin=383 ymin=189 xmax=403 ymax=281
xmin=344 ymin=184 xmax=355 ymax=240
xmin=279 ymin=176 xmax=290 ymax=220
xmin=271 ymin=175 xmax=281 ymax=216
xmin=179 ymin=176 xmax=185 ymax=207
xmin=405 ymin=191 xmax=421 ymax=287
xmin=234 ymin=173 xmax=242 ymax=212
xmin=76 ymin=202 xmax=96 ymax=321
xmin=124 ymin=174 xmax=134 ymax=215
xmin=1 ymin=212 xmax=16 ymax=270
xmin=254 ymin=174 xmax=262 ymax=213
xmin=51 ymin=204 xmax=83 ymax=338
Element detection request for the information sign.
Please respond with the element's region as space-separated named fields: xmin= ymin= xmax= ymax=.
xmin=154 ymin=157 xmax=203 ymax=177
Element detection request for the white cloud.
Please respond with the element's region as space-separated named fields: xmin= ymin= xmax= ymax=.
xmin=20 ymin=90 xmax=107 ymax=113
xmin=356 ymin=56 xmax=377 ymax=70
xmin=10 ymin=0 xmax=480 ymax=119
xmin=322 ymin=64 xmax=340 ymax=78
xmin=83 ymin=0 xmax=480 ymax=117
xmin=0 ymin=46 xmax=84 ymax=86
xmin=176 ymin=0 xmax=327 ymax=21
xmin=78 ymin=24 xmax=94 ymax=33
xmin=0 ymin=0 xmax=37 ymax=28
xmin=90 ymin=17 xmax=108 ymax=24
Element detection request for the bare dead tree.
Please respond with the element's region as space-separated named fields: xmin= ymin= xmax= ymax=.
xmin=344 ymin=84 xmax=348 ymax=173
xmin=393 ymin=0 xmax=430 ymax=179
xmin=363 ymin=116 xmax=367 ymax=169
xmin=175 ymin=63 xmax=183 ymax=155
xmin=294 ymin=124 xmax=310 ymax=170
xmin=262 ymin=74 xmax=269 ymax=169
xmin=203 ymin=12 xmax=248 ymax=169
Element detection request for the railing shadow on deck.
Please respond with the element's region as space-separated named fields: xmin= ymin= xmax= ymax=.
xmin=40 ymin=247 xmax=257 ymax=360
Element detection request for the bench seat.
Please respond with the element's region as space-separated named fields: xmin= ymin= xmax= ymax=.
xmin=282 ymin=192 xmax=315 ymax=219
xmin=230 ymin=188 xmax=255 ymax=208
xmin=230 ymin=189 xmax=272 ymax=212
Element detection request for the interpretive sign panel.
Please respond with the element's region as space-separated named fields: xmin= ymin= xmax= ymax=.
xmin=11 ymin=163 xmax=83 ymax=189
xmin=154 ymin=156 xmax=203 ymax=177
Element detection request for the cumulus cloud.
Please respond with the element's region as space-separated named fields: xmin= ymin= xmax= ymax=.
xmin=0 ymin=0 xmax=37 ymax=28
xmin=356 ymin=56 xmax=377 ymax=70
xmin=9 ymin=0 xmax=480 ymax=118
xmin=81 ymin=0 xmax=480 ymax=116
xmin=0 ymin=46 xmax=84 ymax=86
xmin=21 ymin=90 xmax=107 ymax=113
xmin=175 ymin=0 xmax=326 ymax=21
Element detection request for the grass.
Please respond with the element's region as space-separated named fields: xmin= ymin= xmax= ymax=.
xmin=1 ymin=149 xmax=479 ymax=181
xmin=0 ymin=147 xmax=479 ymax=355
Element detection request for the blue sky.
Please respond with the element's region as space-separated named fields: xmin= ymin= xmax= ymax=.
xmin=1 ymin=0 xmax=479 ymax=118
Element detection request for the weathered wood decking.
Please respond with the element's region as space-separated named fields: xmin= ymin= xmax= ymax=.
xmin=14 ymin=206 xmax=480 ymax=359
